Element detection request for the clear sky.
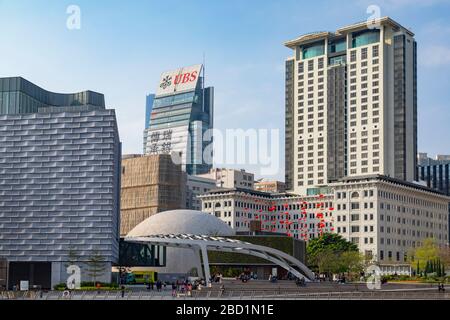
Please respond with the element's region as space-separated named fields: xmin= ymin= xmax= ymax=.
xmin=1 ymin=0 xmax=450 ymax=180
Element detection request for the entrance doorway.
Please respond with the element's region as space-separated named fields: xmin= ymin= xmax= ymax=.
xmin=8 ymin=262 xmax=51 ymax=290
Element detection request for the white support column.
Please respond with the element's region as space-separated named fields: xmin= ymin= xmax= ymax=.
xmin=200 ymin=245 xmax=211 ymax=287
xmin=191 ymin=248 xmax=204 ymax=279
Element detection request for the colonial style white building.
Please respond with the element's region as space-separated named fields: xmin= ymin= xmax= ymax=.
xmin=199 ymin=175 xmax=449 ymax=265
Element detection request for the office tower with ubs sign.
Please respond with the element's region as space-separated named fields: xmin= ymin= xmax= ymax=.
xmin=144 ymin=64 xmax=214 ymax=175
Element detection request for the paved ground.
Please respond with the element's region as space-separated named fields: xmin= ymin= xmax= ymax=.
xmin=1 ymin=280 xmax=449 ymax=300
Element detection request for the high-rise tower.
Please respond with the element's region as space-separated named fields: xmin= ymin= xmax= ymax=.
xmin=143 ymin=64 xmax=214 ymax=175
xmin=285 ymin=17 xmax=417 ymax=194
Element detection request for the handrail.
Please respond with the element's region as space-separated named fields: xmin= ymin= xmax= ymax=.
xmin=0 ymin=288 xmax=449 ymax=300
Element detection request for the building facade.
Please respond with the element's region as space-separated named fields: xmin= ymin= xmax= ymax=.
xmin=417 ymin=153 xmax=450 ymax=241
xmin=331 ymin=176 xmax=448 ymax=263
xmin=418 ymin=153 xmax=450 ymax=166
xmin=417 ymin=161 xmax=450 ymax=196
xmin=196 ymin=168 xmax=255 ymax=190
xmin=120 ymin=154 xmax=186 ymax=236
xmin=199 ymin=175 xmax=449 ymax=266
xmin=143 ymin=65 xmax=214 ymax=175
xmin=0 ymin=77 xmax=121 ymax=289
xmin=254 ymin=180 xmax=286 ymax=193
xmin=143 ymin=94 xmax=155 ymax=153
xmin=185 ymin=175 xmax=217 ymax=211
xmin=285 ymin=17 xmax=417 ymax=194
xmin=199 ymin=188 xmax=335 ymax=238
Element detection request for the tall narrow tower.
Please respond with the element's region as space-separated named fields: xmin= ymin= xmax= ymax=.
xmin=285 ymin=17 xmax=417 ymax=194
xmin=143 ymin=64 xmax=214 ymax=175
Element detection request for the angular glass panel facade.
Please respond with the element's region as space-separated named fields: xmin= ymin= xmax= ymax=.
xmin=0 ymin=77 xmax=104 ymax=115
xmin=143 ymin=65 xmax=214 ymax=175
xmin=329 ymin=38 xmax=346 ymax=53
xmin=0 ymin=77 xmax=121 ymax=288
xmin=301 ymin=41 xmax=325 ymax=59
xmin=351 ymin=29 xmax=380 ymax=48
xmin=145 ymin=94 xmax=155 ymax=129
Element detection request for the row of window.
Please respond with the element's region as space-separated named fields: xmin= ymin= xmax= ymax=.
xmin=336 ymin=190 xmax=375 ymax=199
xmin=349 ymin=45 xmax=379 ymax=63
xmin=378 ymin=190 xmax=446 ymax=210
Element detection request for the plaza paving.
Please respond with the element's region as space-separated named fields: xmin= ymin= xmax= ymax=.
xmin=1 ymin=280 xmax=449 ymax=300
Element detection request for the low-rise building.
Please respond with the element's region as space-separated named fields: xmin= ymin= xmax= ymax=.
xmin=331 ymin=175 xmax=448 ymax=264
xmin=196 ymin=168 xmax=254 ymax=190
xmin=199 ymin=175 xmax=449 ymax=266
xmin=186 ymin=175 xmax=217 ymax=211
xmin=199 ymin=188 xmax=335 ymax=238
xmin=255 ymin=180 xmax=286 ymax=193
xmin=120 ymin=154 xmax=186 ymax=235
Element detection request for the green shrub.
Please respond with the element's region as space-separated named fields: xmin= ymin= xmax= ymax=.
xmin=53 ymin=282 xmax=119 ymax=290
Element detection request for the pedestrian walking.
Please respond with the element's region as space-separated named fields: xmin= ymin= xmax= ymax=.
xmin=171 ymin=282 xmax=177 ymax=297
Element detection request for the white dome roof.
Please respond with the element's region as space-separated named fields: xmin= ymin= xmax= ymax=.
xmin=127 ymin=209 xmax=235 ymax=237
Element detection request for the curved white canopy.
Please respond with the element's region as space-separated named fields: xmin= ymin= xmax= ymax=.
xmin=125 ymin=234 xmax=315 ymax=282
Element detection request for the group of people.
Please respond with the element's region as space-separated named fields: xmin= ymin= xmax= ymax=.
xmin=295 ymin=277 xmax=306 ymax=287
xmin=148 ymin=279 xmax=206 ymax=297
xmin=238 ymin=272 xmax=258 ymax=283
xmin=211 ymin=273 xmax=223 ymax=283
xmin=171 ymin=280 xmax=195 ymax=297
xmin=146 ymin=280 xmax=164 ymax=292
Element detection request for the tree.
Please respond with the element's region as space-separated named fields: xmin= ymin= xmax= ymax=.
xmin=408 ymin=238 xmax=440 ymax=272
xmin=313 ymin=249 xmax=339 ymax=277
xmin=307 ymin=233 xmax=358 ymax=265
xmin=65 ymin=246 xmax=80 ymax=269
xmin=307 ymin=233 xmax=360 ymax=279
xmin=86 ymin=250 xmax=107 ymax=284
xmin=439 ymin=245 xmax=450 ymax=271
xmin=339 ymin=251 xmax=365 ymax=275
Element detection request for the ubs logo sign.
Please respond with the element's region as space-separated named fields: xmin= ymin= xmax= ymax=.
xmin=173 ymin=71 xmax=198 ymax=85
xmin=160 ymin=75 xmax=172 ymax=90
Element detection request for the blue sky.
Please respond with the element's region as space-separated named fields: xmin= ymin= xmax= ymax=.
xmin=1 ymin=0 xmax=450 ymax=180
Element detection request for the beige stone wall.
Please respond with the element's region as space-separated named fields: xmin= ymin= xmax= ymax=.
xmin=120 ymin=154 xmax=185 ymax=235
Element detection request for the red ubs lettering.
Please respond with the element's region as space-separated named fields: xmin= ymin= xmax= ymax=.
xmin=174 ymin=71 xmax=198 ymax=85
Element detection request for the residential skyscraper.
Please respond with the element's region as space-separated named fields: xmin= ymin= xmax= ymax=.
xmin=143 ymin=64 xmax=214 ymax=175
xmin=0 ymin=77 xmax=121 ymax=289
xmin=285 ymin=17 xmax=417 ymax=194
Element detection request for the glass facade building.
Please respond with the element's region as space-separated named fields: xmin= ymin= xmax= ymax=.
xmin=0 ymin=77 xmax=105 ymax=114
xmin=143 ymin=94 xmax=155 ymax=153
xmin=145 ymin=94 xmax=155 ymax=129
xmin=418 ymin=161 xmax=450 ymax=196
xmin=0 ymin=77 xmax=121 ymax=289
xmin=143 ymin=65 xmax=214 ymax=175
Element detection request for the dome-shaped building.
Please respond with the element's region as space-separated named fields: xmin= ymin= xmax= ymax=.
xmin=126 ymin=210 xmax=235 ymax=279
xmin=127 ymin=209 xmax=235 ymax=238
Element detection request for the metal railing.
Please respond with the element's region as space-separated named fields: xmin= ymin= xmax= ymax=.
xmin=1 ymin=289 xmax=449 ymax=300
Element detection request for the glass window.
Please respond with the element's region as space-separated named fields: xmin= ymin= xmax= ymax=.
xmin=302 ymin=41 xmax=325 ymax=59
xmin=352 ymin=30 xmax=380 ymax=48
